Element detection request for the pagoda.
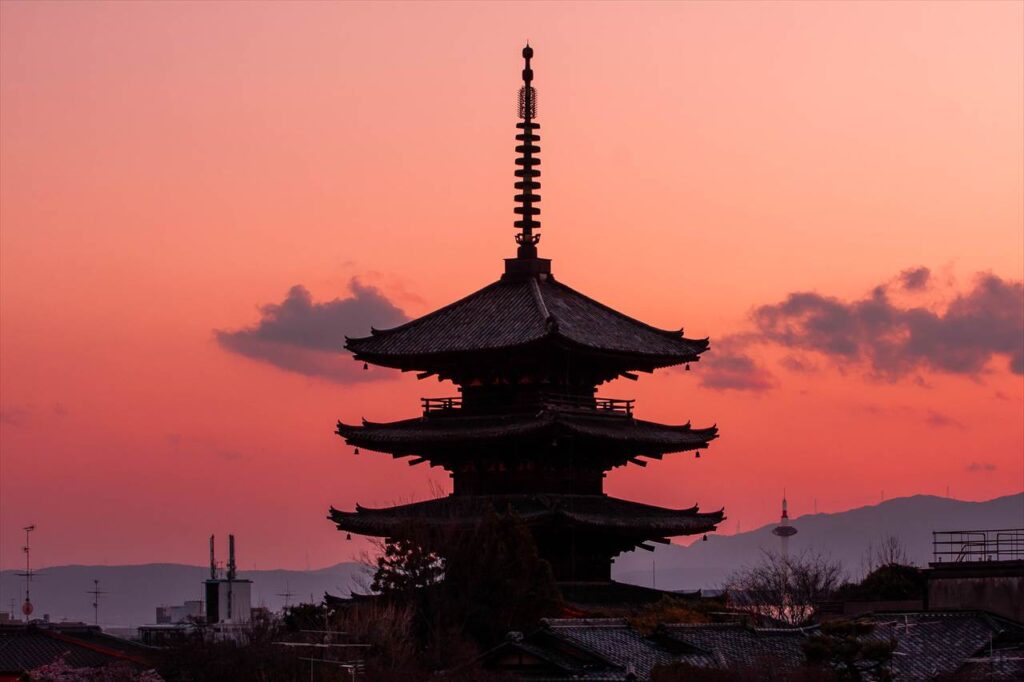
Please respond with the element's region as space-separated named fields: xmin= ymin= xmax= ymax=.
xmin=330 ymin=46 xmax=723 ymax=584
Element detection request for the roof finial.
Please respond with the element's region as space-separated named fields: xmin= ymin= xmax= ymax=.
xmin=514 ymin=43 xmax=541 ymax=258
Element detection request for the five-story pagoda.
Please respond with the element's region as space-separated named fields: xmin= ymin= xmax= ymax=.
xmin=330 ymin=46 xmax=723 ymax=584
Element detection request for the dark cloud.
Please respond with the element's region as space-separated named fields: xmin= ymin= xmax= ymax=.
xmin=216 ymin=279 xmax=409 ymax=382
xmin=0 ymin=405 xmax=30 ymax=426
xmin=923 ymin=410 xmax=964 ymax=429
xmin=899 ymin=267 xmax=931 ymax=291
xmin=965 ymin=461 xmax=996 ymax=473
xmin=698 ymin=338 xmax=776 ymax=392
xmin=751 ymin=273 xmax=1023 ymax=379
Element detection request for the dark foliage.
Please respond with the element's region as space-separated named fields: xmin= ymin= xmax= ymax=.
xmin=803 ymin=620 xmax=897 ymax=682
xmin=156 ymin=612 xmax=305 ymax=682
xmin=834 ymin=564 xmax=926 ymax=602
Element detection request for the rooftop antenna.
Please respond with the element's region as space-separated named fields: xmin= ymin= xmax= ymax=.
xmin=514 ymin=43 xmax=541 ymax=259
xmin=277 ymin=583 xmax=295 ymax=610
xmin=17 ymin=525 xmax=36 ymax=621
xmin=87 ymin=579 xmax=107 ymax=626
xmin=227 ymin=534 xmax=237 ymax=581
xmin=209 ymin=535 xmax=217 ymax=580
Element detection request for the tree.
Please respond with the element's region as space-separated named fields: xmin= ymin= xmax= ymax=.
xmin=803 ymin=620 xmax=896 ymax=682
xmin=371 ymin=536 xmax=445 ymax=595
xmin=724 ymin=550 xmax=844 ymax=626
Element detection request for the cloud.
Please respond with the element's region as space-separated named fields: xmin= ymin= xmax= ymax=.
xmin=751 ymin=272 xmax=1023 ymax=379
xmin=898 ymin=266 xmax=931 ymax=291
xmin=923 ymin=410 xmax=964 ymax=429
xmin=0 ymin=405 xmax=30 ymax=426
xmin=965 ymin=461 xmax=996 ymax=473
xmin=698 ymin=337 xmax=776 ymax=392
xmin=216 ymin=279 xmax=409 ymax=382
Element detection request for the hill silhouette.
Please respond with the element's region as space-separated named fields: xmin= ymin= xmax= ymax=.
xmin=612 ymin=493 xmax=1023 ymax=591
xmin=1 ymin=493 xmax=1019 ymax=627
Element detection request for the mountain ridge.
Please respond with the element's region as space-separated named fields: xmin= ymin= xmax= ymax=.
xmin=1 ymin=493 xmax=1019 ymax=627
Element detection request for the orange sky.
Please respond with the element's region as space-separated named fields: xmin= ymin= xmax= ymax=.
xmin=1 ymin=1 xmax=1021 ymax=570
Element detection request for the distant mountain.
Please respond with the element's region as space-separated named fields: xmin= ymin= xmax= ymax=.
xmin=611 ymin=493 xmax=1023 ymax=591
xmin=0 ymin=562 xmax=369 ymax=628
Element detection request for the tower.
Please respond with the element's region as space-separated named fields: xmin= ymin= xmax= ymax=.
xmin=330 ymin=46 xmax=723 ymax=589
xmin=772 ymin=493 xmax=798 ymax=558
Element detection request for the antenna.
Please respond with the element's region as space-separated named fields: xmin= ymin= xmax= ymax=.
xmin=228 ymin=535 xmax=237 ymax=581
xmin=17 ymin=525 xmax=36 ymax=621
xmin=87 ymin=579 xmax=107 ymax=626
xmin=209 ymin=535 xmax=217 ymax=580
xmin=277 ymin=583 xmax=295 ymax=610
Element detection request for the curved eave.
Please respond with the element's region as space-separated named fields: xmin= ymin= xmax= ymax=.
xmin=335 ymin=417 xmax=718 ymax=458
xmin=328 ymin=495 xmax=725 ymax=538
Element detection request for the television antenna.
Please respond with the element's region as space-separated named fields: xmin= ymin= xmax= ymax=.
xmin=16 ymin=525 xmax=36 ymax=621
xmin=87 ymin=579 xmax=107 ymax=626
xmin=277 ymin=583 xmax=295 ymax=610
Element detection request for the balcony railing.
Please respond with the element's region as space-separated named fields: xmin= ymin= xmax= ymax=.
xmin=420 ymin=393 xmax=634 ymax=417
xmin=932 ymin=528 xmax=1024 ymax=563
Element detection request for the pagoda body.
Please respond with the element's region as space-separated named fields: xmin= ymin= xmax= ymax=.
xmin=330 ymin=46 xmax=723 ymax=584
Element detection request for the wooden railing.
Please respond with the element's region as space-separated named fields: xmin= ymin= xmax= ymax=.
xmin=420 ymin=393 xmax=633 ymax=417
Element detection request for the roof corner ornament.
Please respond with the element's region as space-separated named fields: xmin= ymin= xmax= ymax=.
xmin=514 ymin=43 xmax=541 ymax=259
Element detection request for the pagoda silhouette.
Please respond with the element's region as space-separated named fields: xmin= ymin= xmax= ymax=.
xmin=330 ymin=46 xmax=723 ymax=588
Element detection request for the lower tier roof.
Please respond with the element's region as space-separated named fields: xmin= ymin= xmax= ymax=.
xmin=328 ymin=493 xmax=724 ymax=538
xmin=336 ymin=411 xmax=717 ymax=460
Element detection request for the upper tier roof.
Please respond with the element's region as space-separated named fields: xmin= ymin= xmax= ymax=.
xmin=346 ymin=267 xmax=708 ymax=372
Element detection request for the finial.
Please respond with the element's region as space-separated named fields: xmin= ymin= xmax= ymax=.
xmin=514 ymin=43 xmax=541 ymax=258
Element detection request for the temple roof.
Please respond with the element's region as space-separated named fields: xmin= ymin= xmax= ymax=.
xmin=328 ymin=493 xmax=723 ymax=537
xmin=346 ymin=274 xmax=708 ymax=371
xmin=337 ymin=411 xmax=716 ymax=458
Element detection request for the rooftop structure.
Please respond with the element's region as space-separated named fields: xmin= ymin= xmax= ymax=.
xmin=480 ymin=612 xmax=1024 ymax=681
xmin=330 ymin=45 xmax=723 ymax=585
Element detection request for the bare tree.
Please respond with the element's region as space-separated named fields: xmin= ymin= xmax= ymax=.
xmin=861 ymin=535 xmax=910 ymax=577
xmin=724 ymin=550 xmax=844 ymax=626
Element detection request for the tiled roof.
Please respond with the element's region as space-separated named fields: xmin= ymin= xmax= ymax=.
xmin=329 ymin=494 xmax=723 ymax=538
xmin=0 ymin=625 xmax=150 ymax=673
xmin=499 ymin=612 xmax=1024 ymax=681
xmin=860 ymin=611 xmax=1024 ymax=680
xmin=660 ymin=623 xmax=812 ymax=669
xmin=337 ymin=411 xmax=716 ymax=459
xmin=541 ymin=618 xmax=676 ymax=680
xmin=346 ymin=275 xmax=708 ymax=369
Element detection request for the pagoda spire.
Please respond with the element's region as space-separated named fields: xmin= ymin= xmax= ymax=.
xmin=514 ymin=44 xmax=541 ymax=258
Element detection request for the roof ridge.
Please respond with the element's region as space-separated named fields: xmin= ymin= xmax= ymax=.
xmin=345 ymin=279 xmax=509 ymax=345
xmin=543 ymin=278 xmax=706 ymax=344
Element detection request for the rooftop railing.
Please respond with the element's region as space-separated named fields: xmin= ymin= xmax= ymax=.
xmin=932 ymin=528 xmax=1024 ymax=563
xmin=420 ymin=393 xmax=634 ymax=417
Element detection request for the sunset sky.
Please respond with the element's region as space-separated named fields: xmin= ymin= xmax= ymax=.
xmin=1 ymin=1 xmax=1021 ymax=571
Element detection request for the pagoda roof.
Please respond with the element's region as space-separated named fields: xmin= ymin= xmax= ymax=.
xmin=328 ymin=494 xmax=723 ymax=538
xmin=346 ymin=273 xmax=708 ymax=371
xmin=337 ymin=411 xmax=716 ymax=459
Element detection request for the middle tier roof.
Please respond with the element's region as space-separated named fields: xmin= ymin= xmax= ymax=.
xmin=337 ymin=409 xmax=717 ymax=461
